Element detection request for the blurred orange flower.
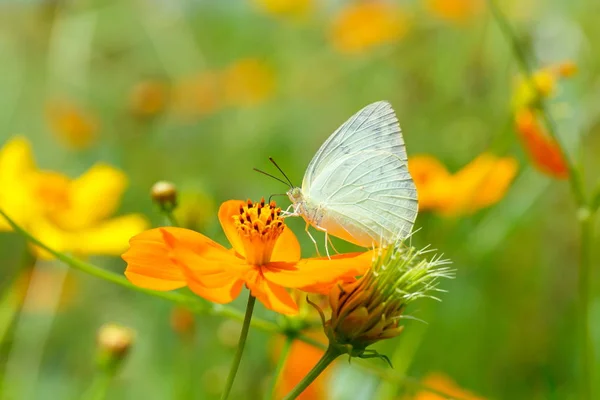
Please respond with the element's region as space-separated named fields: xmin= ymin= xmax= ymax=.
xmin=426 ymin=0 xmax=483 ymax=23
xmin=409 ymin=153 xmax=518 ymax=216
xmin=172 ymin=71 xmax=221 ymax=119
xmin=46 ymin=99 xmax=98 ymax=149
xmin=413 ymin=373 xmax=485 ymax=400
xmin=0 ymin=136 xmax=148 ymax=257
xmin=512 ymin=61 xmax=575 ymax=179
xmin=272 ymin=335 xmax=330 ymax=400
xmin=515 ymin=109 xmax=568 ymax=179
xmin=123 ymin=199 xmax=371 ymax=315
xmin=129 ymin=80 xmax=169 ymax=118
xmin=330 ymin=1 xmax=409 ymax=54
xmin=222 ymin=59 xmax=275 ymax=107
xmin=253 ymin=0 xmax=313 ymax=19
xmin=15 ymin=266 xmax=78 ymax=313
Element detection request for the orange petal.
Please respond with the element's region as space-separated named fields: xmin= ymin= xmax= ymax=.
xmin=245 ymin=268 xmax=299 ymax=315
xmin=157 ymin=228 xmax=249 ymax=304
xmin=271 ymin=225 xmax=301 ymax=262
xmin=123 ymin=228 xmax=187 ymax=290
xmin=515 ymin=109 xmax=568 ymax=179
xmin=263 ymin=251 xmax=373 ymax=293
xmin=218 ymin=200 xmax=247 ymax=257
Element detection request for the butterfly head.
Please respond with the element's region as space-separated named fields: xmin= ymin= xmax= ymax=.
xmin=286 ymin=187 xmax=304 ymax=206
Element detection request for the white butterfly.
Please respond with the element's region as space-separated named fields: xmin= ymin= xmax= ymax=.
xmin=285 ymin=101 xmax=418 ymax=254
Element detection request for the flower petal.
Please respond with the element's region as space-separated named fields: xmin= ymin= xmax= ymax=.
xmin=158 ymin=227 xmax=249 ymax=304
xmin=271 ymin=225 xmax=301 ymax=262
xmin=71 ymin=214 xmax=148 ymax=256
xmin=60 ymin=164 xmax=129 ymax=230
xmin=263 ymin=251 xmax=373 ymax=294
xmin=245 ymin=268 xmax=299 ymax=315
xmin=218 ymin=200 xmax=247 ymax=257
xmin=123 ymin=228 xmax=188 ymax=290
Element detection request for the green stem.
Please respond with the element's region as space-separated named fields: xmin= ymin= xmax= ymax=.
xmin=82 ymin=369 xmax=114 ymax=400
xmin=220 ymin=293 xmax=256 ymax=400
xmin=163 ymin=210 xmax=179 ymax=227
xmin=282 ymin=345 xmax=341 ymax=400
xmin=578 ymin=208 xmax=595 ymax=400
xmin=266 ymin=337 xmax=293 ymax=400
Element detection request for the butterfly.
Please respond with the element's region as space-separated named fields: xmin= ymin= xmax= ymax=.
xmin=260 ymin=101 xmax=418 ymax=255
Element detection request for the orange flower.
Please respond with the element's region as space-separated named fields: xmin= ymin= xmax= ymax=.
xmin=129 ymin=80 xmax=169 ymax=118
xmin=426 ymin=0 xmax=483 ymax=23
xmin=515 ymin=109 xmax=568 ymax=179
xmin=409 ymin=154 xmax=518 ymax=216
xmin=330 ymin=1 xmax=409 ymax=54
xmin=172 ymin=71 xmax=221 ymax=120
xmin=272 ymin=334 xmax=330 ymax=400
xmin=123 ymin=199 xmax=371 ymax=315
xmin=413 ymin=373 xmax=485 ymax=400
xmin=253 ymin=0 xmax=313 ymax=19
xmin=46 ymin=99 xmax=98 ymax=149
xmin=221 ymin=59 xmax=275 ymax=107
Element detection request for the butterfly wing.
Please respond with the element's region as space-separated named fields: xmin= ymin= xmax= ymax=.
xmin=302 ymin=101 xmax=407 ymax=192
xmin=306 ymin=150 xmax=418 ymax=246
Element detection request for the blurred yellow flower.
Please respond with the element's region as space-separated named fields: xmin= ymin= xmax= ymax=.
xmin=253 ymin=0 xmax=313 ymax=19
xmin=129 ymin=80 xmax=169 ymax=119
xmin=222 ymin=59 xmax=275 ymax=107
xmin=0 ymin=136 xmax=148 ymax=257
xmin=512 ymin=61 xmax=577 ymax=111
xmin=46 ymin=99 xmax=98 ymax=149
xmin=172 ymin=71 xmax=221 ymax=120
xmin=409 ymin=153 xmax=518 ymax=216
xmin=330 ymin=1 xmax=409 ymax=54
xmin=426 ymin=0 xmax=483 ymax=23
xmin=413 ymin=373 xmax=485 ymax=400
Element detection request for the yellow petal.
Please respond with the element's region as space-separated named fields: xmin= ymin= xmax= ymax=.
xmin=0 ymin=136 xmax=39 ymax=230
xmin=31 ymin=214 xmax=148 ymax=258
xmin=59 ymin=164 xmax=128 ymax=230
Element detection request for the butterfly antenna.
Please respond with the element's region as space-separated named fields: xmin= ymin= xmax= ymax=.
xmin=253 ymin=168 xmax=290 ymax=187
xmin=268 ymin=193 xmax=287 ymax=203
xmin=269 ymin=157 xmax=294 ymax=187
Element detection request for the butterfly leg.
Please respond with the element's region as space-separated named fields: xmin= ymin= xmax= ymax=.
xmin=304 ymin=222 xmax=321 ymax=257
xmin=281 ymin=204 xmax=297 ymax=218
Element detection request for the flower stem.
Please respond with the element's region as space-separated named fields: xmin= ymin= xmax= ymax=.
xmin=266 ymin=337 xmax=293 ymax=400
xmin=282 ymin=345 xmax=341 ymax=400
xmin=82 ymin=368 xmax=114 ymax=400
xmin=578 ymin=208 xmax=595 ymax=400
xmin=220 ymin=293 xmax=256 ymax=400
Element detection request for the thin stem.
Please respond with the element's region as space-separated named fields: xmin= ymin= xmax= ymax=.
xmin=282 ymin=345 xmax=341 ymax=400
xmin=82 ymin=369 xmax=113 ymax=400
xmin=220 ymin=293 xmax=256 ymax=400
xmin=578 ymin=209 xmax=595 ymax=400
xmin=266 ymin=337 xmax=293 ymax=400
xmin=163 ymin=210 xmax=179 ymax=227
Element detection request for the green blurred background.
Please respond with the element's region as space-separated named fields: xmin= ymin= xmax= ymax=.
xmin=1 ymin=0 xmax=600 ymax=399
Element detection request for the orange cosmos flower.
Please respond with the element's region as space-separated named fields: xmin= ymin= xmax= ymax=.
xmin=46 ymin=99 xmax=98 ymax=149
xmin=129 ymin=80 xmax=169 ymax=118
xmin=272 ymin=334 xmax=330 ymax=400
xmin=330 ymin=1 xmax=409 ymax=54
xmin=221 ymin=59 xmax=275 ymax=107
xmin=515 ymin=108 xmax=568 ymax=179
xmin=426 ymin=0 xmax=483 ymax=23
xmin=123 ymin=199 xmax=371 ymax=315
xmin=413 ymin=373 xmax=485 ymax=400
xmin=409 ymin=153 xmax=518 ymax=216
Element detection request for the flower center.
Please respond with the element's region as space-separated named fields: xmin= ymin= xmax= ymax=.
xmin=233 ymin=198 xmax=284 ymax=266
